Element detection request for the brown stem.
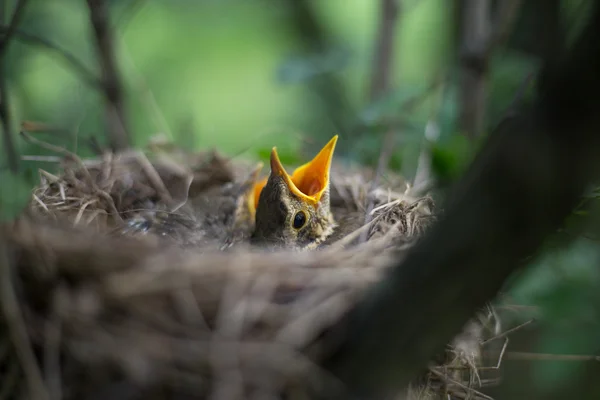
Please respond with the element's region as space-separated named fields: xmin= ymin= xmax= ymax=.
xmin=0 ymin=26 xmax=101 ymax=89
xmin=359 ymin=0 xmax=401 ymax=243
xmin=0 ymin=0 xmax=29 ymax=174
xmin=458 ymin=0 xmax=523 ymax=140
xmin=86 ymin=0 xmax=130 ymax=152
xmin=458 ymin=0 xmax=492 ymax=139
xmin=368 ymin=0 xmax=399 ymax=102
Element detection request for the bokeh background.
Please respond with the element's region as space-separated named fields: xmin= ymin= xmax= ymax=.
xmin=1 ymin=0 xmax=599 ymax=398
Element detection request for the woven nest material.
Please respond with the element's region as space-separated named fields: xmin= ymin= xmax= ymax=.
xmin=1 ymin=144 xmax=512 ymax=400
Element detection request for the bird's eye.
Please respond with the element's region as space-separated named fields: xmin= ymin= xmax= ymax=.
xmin=292 ymin=211 xmax=307 ymax=229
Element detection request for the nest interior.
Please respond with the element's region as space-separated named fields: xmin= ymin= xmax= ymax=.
xmin=1 ymin=143 xmax=512 ymax=400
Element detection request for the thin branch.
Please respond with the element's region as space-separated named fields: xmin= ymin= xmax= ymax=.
xmin=358 ymin=0 xmax=401 ymax=243
xmin=368 ymin=0 xmax=400 ymax=102
xmin=0 ymin=0 xmax=29 ymax=174
xmin=0 ymin=67 xmax=17 ymax=173
xmin=0 ymin=238 xmax=50 ymax=400
xmin=0 ymin=0 xmax=28 ymax=57
xmin=0 ymin=26 xmax=101 ymax=89
xmin=86 ymin=0 xmax=131 ymax=151
xmin=488 ymin=0 xmax=523 ymax=54
xmin=359 ymin=132 xmax=395 ymax=244
xmin=458 ymin=0 xmax=493 ymax=139
xmin=284 ymin=0 xmax=355 ymax=155
xmin=459 ymin=0 xmax=524 ymax=139
xmin=412 ymin=75 xmax=447 ymax=195
xmin=505 ymin=352 xmax=600 ymax=362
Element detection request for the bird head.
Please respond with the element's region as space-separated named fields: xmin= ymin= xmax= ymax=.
xmin=250 ymin=135 xmax=338 ymax=249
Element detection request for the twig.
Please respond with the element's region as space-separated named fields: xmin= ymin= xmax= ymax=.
xmin=459 ymin=0 xmax=523 ymax=139
xmin=0 ymin=238 xmax=50 ymax=400
xmin=284 ymin=0 xmax=355 ymax=153
xmin=20 ymin=130 xmax=123 ymax=222
xmin=0 ymin=26 xmax=101 ymax=89
xmin=119 ymin=39 xmax=172 ymax=139
xmin=359 ymin=0 xmax=401 ymax=243
xmin=505 ymin=352 xmax=600 ymax=362
xmin=359 ymin=132 xmax=396 ymax=243
xmin=368 ymin=0 xmax=400 ymax=101
xmin=505 ymin=71 xmax=535 ymax=114
xmin=86 ymin=0 xmax=131 ymax=151
xmin=481 ymin=318 xmax=535 ymax=344
xmin=412 ymin=75 xmax=446 ymax=196
xmin=357 ymin=81 xmax=439 ymax=242
xmin=21 ymin=155 xmax=62 ymax=163
xmin=428 ymin=367 xmax=494 ymax=400
xmin=0 ymin=0 xmax=29 ymax=173
xmin=0 ymin=0 xmax=29 ymax=57
xmin=488 ymin=0 xmax=523 ymax=54
xmin=459 ymin=0 xmax=493 ymax=139
xmin=134 ymin=151 xmax=174 ymax=208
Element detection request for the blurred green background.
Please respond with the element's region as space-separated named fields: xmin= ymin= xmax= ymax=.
xmin=1 ymin=0 xmax=599 ymax=398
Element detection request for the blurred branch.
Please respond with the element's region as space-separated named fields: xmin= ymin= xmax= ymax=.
xmin=0 ymin=0 xmax=29 ymax=174
xmin=115 ymin=0 xmax=147 ymax=28
xmin=488 ymin=0 xmax=523 ymax=53
xmin=458 ymin=0 xmax=523 ymax=139
xmin=0 ymin=0 xmax=27 ymax=55
xmin=458 ymin=0 xmax=492 ymax=139
xmin=504 ymin=70 xmax=534 ymax=115
xmin=324 ymin=0 xmax=600 ymax=396
xmin=0 ymin=26 xmax=101 ymax=89
xmin=360 ymin=0 xmax=401 ymax=243
xmin=86 ymin=0 xmax=131 ymax=152
xmin=284 ymin=0 xmax=355 ymax=155
xmin=368 ymin=0 xmax=399 ymax=102
xmin=113 ymin=0 xmax=173 ymax=141
xmin=412 ymin=77 xmax=447 ymax=195
xmin=0 ymin=238 xmax=50 ymax=400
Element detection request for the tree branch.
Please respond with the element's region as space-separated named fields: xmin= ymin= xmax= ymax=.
xmin=458 ymin=0 xmax=523 ymax=139
xmin=359 ymin=0 xmax=401 ymax=243
xmin=0 ymin=26 xmax=101 ymax=89
xmin=284 ymin=0 xmax=355 ymax=156
xmin=368 ymin=0 xmax=399 ymax=102
xmin=0 ymin=0 xmax=29 ymax=174
xmin=323 ymin=0 xmax=600 ymax=396
xmin=86 ymin=0 xmax=131 ymax=152
xmin=458 ymin=0 xmax=492 ymax=139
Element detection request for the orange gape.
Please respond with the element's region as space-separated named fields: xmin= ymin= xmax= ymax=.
xmin=251 ymin=135 xmax=338 ymax=211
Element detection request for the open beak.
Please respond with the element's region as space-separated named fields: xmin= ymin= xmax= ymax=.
xmin=265 ymin=135 xmax=338 ymax=208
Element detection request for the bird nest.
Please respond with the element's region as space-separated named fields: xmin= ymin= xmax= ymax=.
xmin=1 ymin=142 xmax=511 ymax=399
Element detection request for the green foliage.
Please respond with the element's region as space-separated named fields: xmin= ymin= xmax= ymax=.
xmin=0 ymin=171 xmax=31 ymax=221
xmin=508 ymin=239 xmax=600 ymax=395
xmin=430 ymin=134 xmax=474 ymax=182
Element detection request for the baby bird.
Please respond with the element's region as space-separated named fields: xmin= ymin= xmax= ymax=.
xmin=251 ymin=135 xmax=338 ymax=249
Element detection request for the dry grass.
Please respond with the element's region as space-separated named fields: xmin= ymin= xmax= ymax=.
xmin=0 ymin=141 xmax=523 ymax=399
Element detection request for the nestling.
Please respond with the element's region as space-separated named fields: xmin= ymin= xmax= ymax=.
xmin=251 ymin=135 xmax=338 ymax=249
